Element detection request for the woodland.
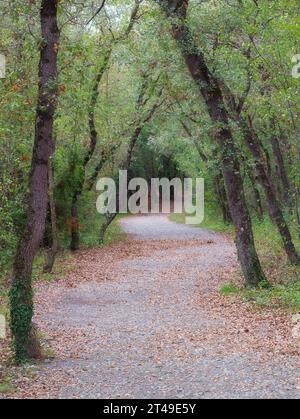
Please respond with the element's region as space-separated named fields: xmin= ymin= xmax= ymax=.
xmin=0 ymin=0 xmax=300 ymax=399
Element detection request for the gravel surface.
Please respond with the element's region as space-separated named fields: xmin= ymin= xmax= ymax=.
xmin=120 ymin=214 xmax=217 ymax=241
xmin=4 ymin=215 xmax=300 ymax=399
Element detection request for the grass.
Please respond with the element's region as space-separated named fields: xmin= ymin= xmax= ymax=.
xmin=170 ymin=204 xmax=300 ymax=312
xmin=220 ymin=280 xmax=300 ymax=312
xmin=220 ymin=283 xmax=241 ymax=296
xmin=170 ymin=205 xmax=234 ymax=234
xmin=101 ymin=215 xmax=127 ymax=246
xmin=0 ymin=376 xmax=15 ymax=394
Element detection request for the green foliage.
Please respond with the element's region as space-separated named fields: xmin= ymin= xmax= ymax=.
xmin=220 ymin=283 xmax=241 ymax=296
xmin=102 ymin=216 xmax=127 ymax=247
xmin=1 ymin=0 xmax=300 ymax=360
xmin=2 ymin=0 xmax=298 ymax=273
xmin=222 ymin=279 xmax=300 ymax=312
xmin=9 ymin=280 xmax=33 ymax=363
xmin=0 ymin=375 xmax=15 ymax=394
xmin=245 ymin=281 xmax=300 ymax=311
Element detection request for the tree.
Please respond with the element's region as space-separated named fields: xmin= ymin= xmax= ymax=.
xmin=69 ymin=0 xmax=142 ymax=250
xmin=98 ymin=71 xmax=165 ymax=244
xmin=156 ymin=0 xmax=267 ymax=287
xmin=9 ymin=0 xmax=60 ymax=362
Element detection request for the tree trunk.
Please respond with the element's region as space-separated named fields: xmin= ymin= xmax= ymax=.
xmin=10 ymin=0 xmax=59 ymax=362
xmin=242 ymin=116 xmax=300 ymax=265
xmin=43 ymin=159 xmax=58 ymax=273
xmin=158 ymin=0 xmax=266 ymax=286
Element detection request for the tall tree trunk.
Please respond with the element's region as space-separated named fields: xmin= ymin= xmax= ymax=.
xmin=10 ymin=0 xmax=59 ymax=362
xmin=157 ymin=0 xmax=266 ymax=286
xmin=43 ymin=158 xmax=58 ymax=273
xmin=242 ymin=116 xmax=300 ymax=265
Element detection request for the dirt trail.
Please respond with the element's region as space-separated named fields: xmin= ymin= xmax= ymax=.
xmin=4 ymin=215 xmax=300 ymax=399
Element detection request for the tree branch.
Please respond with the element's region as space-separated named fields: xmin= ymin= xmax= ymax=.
xmin=86 ymin=0 xmax=107 ymax=25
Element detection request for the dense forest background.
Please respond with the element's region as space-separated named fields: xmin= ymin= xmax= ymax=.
xmin=0 ymin=0 xmax=300 ymax=362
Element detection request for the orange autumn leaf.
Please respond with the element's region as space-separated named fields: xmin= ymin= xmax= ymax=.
xmin=12 ymin=84 xmax=21 ymax=92
xmin=59 ymin=84 xmax=67 ymax=93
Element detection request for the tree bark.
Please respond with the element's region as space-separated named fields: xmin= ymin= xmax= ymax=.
xmin=10 ymin=0 xmax=59 ymax=362
xmin=157 ymin=0 xmax=266 ymax=286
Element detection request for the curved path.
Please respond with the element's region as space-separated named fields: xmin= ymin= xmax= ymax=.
xmin=6 ymin=215 xmax=300 ymax=399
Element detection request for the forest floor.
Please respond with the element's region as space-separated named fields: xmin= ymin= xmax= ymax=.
xmin=1 ymin=214 xmax=300 ymax=399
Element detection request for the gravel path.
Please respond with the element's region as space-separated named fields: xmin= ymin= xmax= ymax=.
xmin=6 ymin=215 xmax=300 ymax=399
xmin=120 ymin=214 xmax=217 ymax=241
